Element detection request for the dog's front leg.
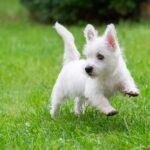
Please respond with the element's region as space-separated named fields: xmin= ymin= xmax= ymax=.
xmin=88 ymin=94 xmax=118 ymax=116
xmin=119 ymin=66 xmax=139 ymax=97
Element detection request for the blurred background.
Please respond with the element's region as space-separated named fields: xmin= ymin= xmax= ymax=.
xmin=1 ymin=0 xmax=150 ymax=24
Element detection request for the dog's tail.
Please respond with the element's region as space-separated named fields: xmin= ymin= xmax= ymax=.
xmin=54 ymin=22 xmax=80 ymax=64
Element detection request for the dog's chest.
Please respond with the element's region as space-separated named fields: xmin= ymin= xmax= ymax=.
xmin=101 ymin=80 xmax=117 ymax=97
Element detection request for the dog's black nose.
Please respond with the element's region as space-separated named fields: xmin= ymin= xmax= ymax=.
xmin=85 ymin=66 xmax=93 ymax=74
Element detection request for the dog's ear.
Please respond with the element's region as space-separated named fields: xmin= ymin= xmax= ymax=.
xmin=104 ymin=24 xmax=118 ymax=50
xmin=84 ymin=24 xmax=98 ymax=42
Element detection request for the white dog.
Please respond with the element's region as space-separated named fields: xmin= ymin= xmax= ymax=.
xmin=50 ymin=22 xmax=139 ymax=118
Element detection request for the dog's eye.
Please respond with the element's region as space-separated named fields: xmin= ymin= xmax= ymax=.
xmin=97 ymin=53 xmax=104 ymax=60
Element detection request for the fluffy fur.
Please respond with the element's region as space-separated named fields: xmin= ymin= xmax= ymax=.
xmin=50 ymin=22 xmax=139 ymax=118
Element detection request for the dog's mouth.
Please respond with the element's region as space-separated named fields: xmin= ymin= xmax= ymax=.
xmin=86 ymin=72 xmax=96 ymax=78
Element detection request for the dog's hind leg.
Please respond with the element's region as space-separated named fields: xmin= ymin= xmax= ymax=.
xmin=74 ymin=97 xmax=85 ymax=115
xmin=50 ymin=83 xmax=65 ymax=118
xmin=50 ymin=94 xmax=64 ymax=118
xmin=50 ymin=95 xmax=64 ymax=119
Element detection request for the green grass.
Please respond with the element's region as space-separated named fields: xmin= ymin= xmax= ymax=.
xmin=0 ymin=0 xmax=150 ymax=149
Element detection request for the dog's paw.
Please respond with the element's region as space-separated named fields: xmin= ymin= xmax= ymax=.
xmin=106 ymin=109 xmax=118 ymax=116
xmin=103 ymin=107 xmax=118 ymax=116
xmin=123 ymin=87 xmax=139 ymax=97
xmin=124 ymin=90 xmax=139 ymax=97
xmin=50 ymin=109 xmax=57 ymax=119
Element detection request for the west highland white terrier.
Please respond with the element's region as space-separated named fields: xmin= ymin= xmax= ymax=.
xmin=50 ymin=22 xmax=139 ymax=118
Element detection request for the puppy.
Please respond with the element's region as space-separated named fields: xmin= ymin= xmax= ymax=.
xmin=50 ymin=22 xmax=139 ymax=118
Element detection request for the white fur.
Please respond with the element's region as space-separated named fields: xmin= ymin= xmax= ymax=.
xmin=55 ymin=22 xmax=80 ymax=64
xmin=50 ymin=23 xmax=139 ymax=118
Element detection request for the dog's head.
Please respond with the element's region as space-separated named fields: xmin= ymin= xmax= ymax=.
xmin=83 ymin=24 xmax=121 ymax=78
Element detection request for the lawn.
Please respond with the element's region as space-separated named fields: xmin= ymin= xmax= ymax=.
xmin=0 ymin=0 xmax=150 ymax=149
